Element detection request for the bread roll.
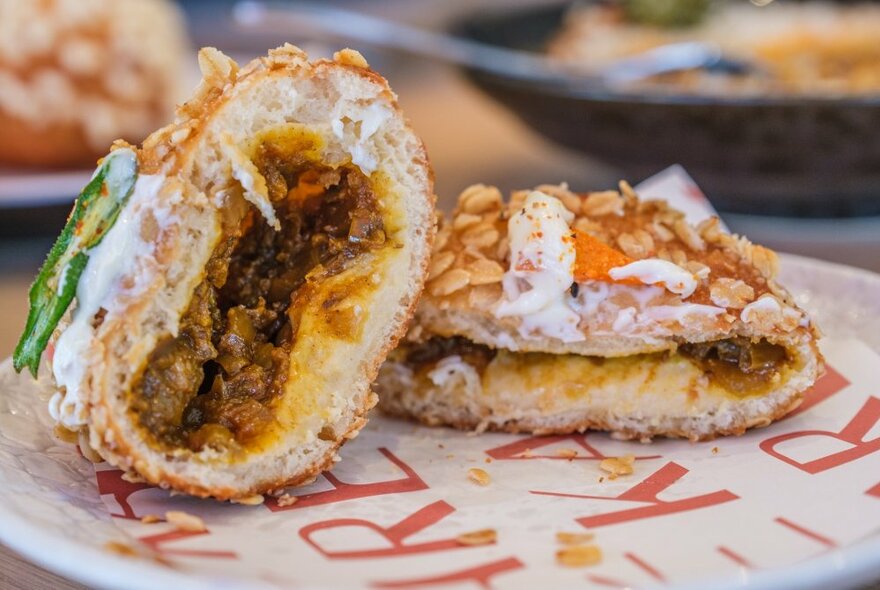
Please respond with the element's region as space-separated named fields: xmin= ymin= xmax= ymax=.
xmin=0 ymin=0 xmax=188 ymax=168
xmin=376 ymin=182 xmax=822 ymax=441
xmin=16 ymin=45 xmax=434 ymax=500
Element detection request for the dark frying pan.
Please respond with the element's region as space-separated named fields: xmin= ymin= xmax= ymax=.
xmin=449 ymin=2 xmax=880 ymax=217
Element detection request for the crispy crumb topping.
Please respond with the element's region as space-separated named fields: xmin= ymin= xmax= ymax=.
xmin=334 ymin=49 xmax=370 ymax=69
xmin=421 ymin=181 xmax=810 ymax=342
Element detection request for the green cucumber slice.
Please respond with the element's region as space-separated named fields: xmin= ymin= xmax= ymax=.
xmin=14 ymin=149 xmax=138 ymax=377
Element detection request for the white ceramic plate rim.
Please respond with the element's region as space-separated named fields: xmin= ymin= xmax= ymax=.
xmin=0 ymin=169 xmax=91 ymax=209
xmin=2 ymin=253 xmax=880 ymax=590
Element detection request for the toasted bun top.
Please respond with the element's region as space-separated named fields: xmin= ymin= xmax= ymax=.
xmin=414 ymin=182 xmax=818 ymax=357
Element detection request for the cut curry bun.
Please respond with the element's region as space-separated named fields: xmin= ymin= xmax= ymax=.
xmin=376 ymin=183 xmax=822 ymax=441
xmin=15 ymin=45 xmax=434 ymax=500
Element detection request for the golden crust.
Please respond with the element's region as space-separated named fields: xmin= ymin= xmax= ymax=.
xmin=379 ymin=389 xmax=804 ymax=442
xmin=76 ymin=45 xmax=434 ymax=501
xmin=139 ymin=45 xmax=408 ymax=175
xmin=107 ymin=393 xmax=380 ymax=501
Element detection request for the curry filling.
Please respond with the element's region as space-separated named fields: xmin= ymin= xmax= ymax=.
xmin=401 ymin=335 xmax=790 ymax=399
xmin=678 ymin=337 xmax=788 ymax=397
xmin=130 ymin=138 xmax=387 ymax=452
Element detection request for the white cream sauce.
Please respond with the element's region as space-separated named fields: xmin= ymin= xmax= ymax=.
xmin=495 ymin=191 xmax=583 ymax=342
xmin=427 ymin=355 xmax=482 ymax=398
xmin=608 ymin=259 xmax=698 ymax=298
xmin=50 ymin=169 xmax=169 ymax=428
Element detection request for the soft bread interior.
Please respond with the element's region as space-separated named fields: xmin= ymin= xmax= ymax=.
xmin=83 ymin=48 xmax=433 ymax=499
xmin=376 ymin=332 xmax=820 ymax=441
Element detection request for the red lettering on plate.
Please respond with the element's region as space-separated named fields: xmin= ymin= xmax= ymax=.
xmin=532 ymin=462 xmax=738 ymax=528
xmin=484 ymin=434 xmax=659 ymax=461
xmin=300 ymin=500 xmax=481 ymax=559
xmin=760 ymin=396 xmax=880 ymax=474
xmin=775 ymin=517 xmax=837 ymax=548
xmin=867 ymin=481 xmax=880 ymax=498
xmin=95 ymin=469 xmax=152 ymax=519
xmin=586 ymin=574 xmax=629 ymax=588
xmin=138 ymin=530 xmax=237 ymax=559
xmin=685 ymin=183 xmax=707 ymax=203
xmin=267 ymin=448 xmax=427 ymax=512
xmin=717 ymin=546 xmax=753 ymax=568
xmin=585 ymin=555 xmax=665 ymax=587
xmin=784 ymin=366 xmax=849 ymax=419
xmin=371 ymin=557 xmax=524 ymax=589
xmin=624 ymin=552 xmax=666 ymax=583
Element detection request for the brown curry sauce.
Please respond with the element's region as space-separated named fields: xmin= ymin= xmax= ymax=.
xmin=130 ymin=129 xmax=387 ymax=452
xmin=678 ymin=337 xmax=788 ymax=397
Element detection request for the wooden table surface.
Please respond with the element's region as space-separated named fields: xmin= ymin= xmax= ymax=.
xmin=1 ymin=41 xmax=878 ymax=590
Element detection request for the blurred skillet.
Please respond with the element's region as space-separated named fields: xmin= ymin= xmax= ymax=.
xmin=449 ymin=2 xmax=880 ymax=217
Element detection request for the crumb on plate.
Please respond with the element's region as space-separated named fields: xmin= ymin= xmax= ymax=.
xmin=165 ymin=510 xmax=206 ymax=532
xmin=557 ymin=544 xmax=602 ymax=567
xmin=467 ymin=467 xmax=491 ymax=486
xmin=599 ymin=454 xmax=635 ymax=479
xmin=456 ymin=529 xmax=497 ymax=546
xmin=277 ymin=494 xmax=299 ymax=507
xmin=104 ymin=541 xmax=138 ymax=556
xmin=556 ymin=532 xmax=595 ymax=545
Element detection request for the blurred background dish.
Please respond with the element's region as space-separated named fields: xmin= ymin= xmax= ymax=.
xmin=451 ymin=1 xmax=880 ymax=217
xmin=2 ymin=0 xmax=880 ymax=268
xmin=0 ymin=0 xmax=190 ymax=169
xmin=0 ymin=0 xmax=192 ymax=233
xmin=550 ymin=1 xmax=880 ymax=97
xmin=0 ymin=169 xmax=92 ymax=238
xmin=0 ymin=170 xmax=92 ymax=209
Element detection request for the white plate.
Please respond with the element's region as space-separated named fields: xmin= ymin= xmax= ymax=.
xmin=0 ymin=169 xmax=91 ymax=209
xmin=1 ymin=254 xmax=880 ymax=590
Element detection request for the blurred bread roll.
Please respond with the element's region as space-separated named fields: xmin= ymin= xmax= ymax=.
xmin=0 ymin=0 xmax=189 ymax=168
